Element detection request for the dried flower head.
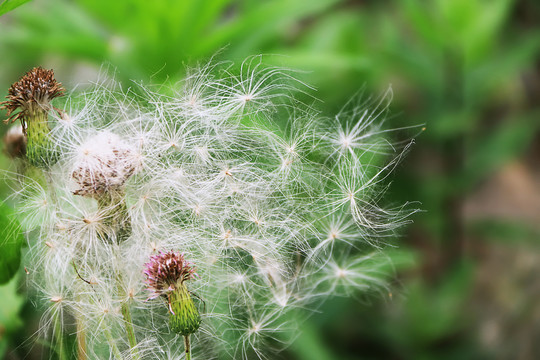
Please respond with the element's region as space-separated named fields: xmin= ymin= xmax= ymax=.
xmin=1 ymin=67 xmax=65 ymax=167
xmin=144 ymin=251 xmax=201 ymax=336
xmin=1 ymin=67 xmax=64 ymax=131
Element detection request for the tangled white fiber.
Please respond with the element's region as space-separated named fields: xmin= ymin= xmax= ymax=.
xmin=7 ymin=57 xmax=419 ymax=359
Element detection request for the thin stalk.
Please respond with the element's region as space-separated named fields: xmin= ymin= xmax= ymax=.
xmin=121 ymin=300 xmax=140 ymax=360
xmin=104 ymin=327 xmax=123 ymax=360
xmin=184 ymin=335 xmax=192 ymax=360
xmin=443 ymin=50 xmax=467 ymax=265
xmin=76 ymin=316 xmax=87 ymax=360
xmin=97 ymin=192 xmax=131 ymax=243
xmin=45 ymin=171 xmax=59 ymax=204
xmin=96 ymin=190 xmax=139 ymax=359
xmin=53 ymin=312 xmax=68 ymax=360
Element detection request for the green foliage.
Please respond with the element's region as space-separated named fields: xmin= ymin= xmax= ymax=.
xmin=399 ymin=264 xmax=473 ymax=344
xmin=0 ymin=0 xmax=342 ymax=83
xmin=0 ymin=0 xmax=539 ymax=358
xmin=288 ymin=321 xmax=336 ymax=360
xmin=0 ymin=0 xmax=31 ymax=17
xmin=470 ymin=219 xmax=540 ymax=246
xmin=0 ymin=277 xmax=24 ymax=358
xmin=0 ymin=202 xmax=24 ymax=284
xmin=464 ymin=113 xmax=540 ymax=189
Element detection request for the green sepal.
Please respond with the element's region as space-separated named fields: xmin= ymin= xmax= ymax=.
xmin=25 ymin=110 xmax=59 ymax=168
xmin=169 ymin=284 xmax=201 ymax=336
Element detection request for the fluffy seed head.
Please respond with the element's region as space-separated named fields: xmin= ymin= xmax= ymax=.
xmin=72 ymin=132 xmax=139 ymax=197
xmin=5 ymin=59 xmax=419 ymax=359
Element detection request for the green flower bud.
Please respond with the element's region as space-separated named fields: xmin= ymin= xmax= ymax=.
xmin=144 ymin=251 xmax=201 ymax=336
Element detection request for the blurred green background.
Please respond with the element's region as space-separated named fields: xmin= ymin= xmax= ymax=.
xmin=1 ymin=0 xmax=539 ymax=359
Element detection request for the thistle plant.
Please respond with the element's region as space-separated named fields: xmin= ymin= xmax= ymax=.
xmin=2 ymin=58 xmax=418 ymax=359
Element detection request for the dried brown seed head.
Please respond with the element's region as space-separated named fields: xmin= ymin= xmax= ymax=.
xmin=1 ymin=67 xmax=64 ymax=131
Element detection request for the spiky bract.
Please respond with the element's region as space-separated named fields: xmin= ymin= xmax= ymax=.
xmin=168 ymin=284 xmax=201 ymax=336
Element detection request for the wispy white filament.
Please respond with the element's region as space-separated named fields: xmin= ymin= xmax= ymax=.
xmin=9 ymin=57 xmax=418 ymax=359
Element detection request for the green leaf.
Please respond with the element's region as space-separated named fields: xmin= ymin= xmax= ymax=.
xmin=401 ymin=262 xmax=474 ymax=343
xmin=463 ymin=113 xmax=540 ymax=188
xmin=466 ymin=31 xmax=540 ymax=104
xmin=0 ymin=203 xmax=25 ymax=284
xmin=288 ymin=319 xmax=336 ymax=360
xmin=0 ymin=276 xmax=24 ymax=358
xmin=0 ymin=0 xmax=31 ymax=17
xmin=469 ymin=219 xmax=540 ymax=246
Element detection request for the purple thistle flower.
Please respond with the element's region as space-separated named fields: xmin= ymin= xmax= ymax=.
xmin=143 ymin=251 xmax=197 ymax=300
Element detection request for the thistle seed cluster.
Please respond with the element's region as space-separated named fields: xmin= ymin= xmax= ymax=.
xmin=72 ymin=131 xmax=140 ymax=197
xmin=5 ymin=58 xmax=417 ymax=359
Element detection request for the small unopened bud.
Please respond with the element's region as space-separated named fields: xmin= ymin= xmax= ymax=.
xmin=3 ymin=126 xmax=26 ymax=159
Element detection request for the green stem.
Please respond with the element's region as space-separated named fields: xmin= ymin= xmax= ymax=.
xmin=97 ymin=192 xmax=131 ymax=243
xmin=76 ymin=316 xmax=87 ymax=360
xmin=97 ymin=193 xmax=138 ymax=358
xmin=53 ymin=312 xmax=68 ymax=360
xmin=184 ymin=335 xmax=192 ymax=360
xmin=104 ymin=327 xmax=123 ymax=360
xmin=121 ymin=300 xmax=140 ymax=360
